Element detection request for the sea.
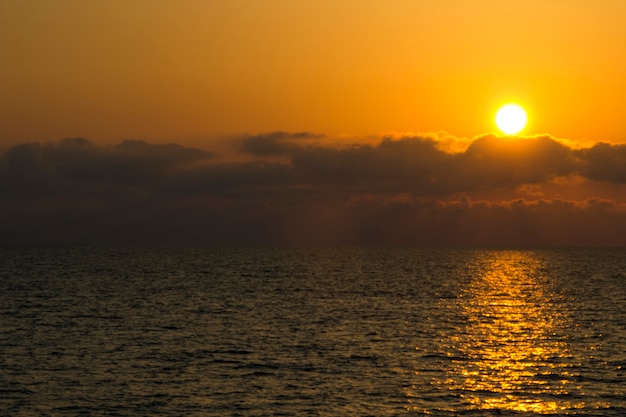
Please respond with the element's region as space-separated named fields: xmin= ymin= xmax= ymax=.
xmin=1 ymin=246 xmax=625 ymax=416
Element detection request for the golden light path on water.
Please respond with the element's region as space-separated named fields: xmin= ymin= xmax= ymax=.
xmin=456 ymin=252 xmax=574 ymax=412
xmin=419 ymin=251 xmax=587 ymax=414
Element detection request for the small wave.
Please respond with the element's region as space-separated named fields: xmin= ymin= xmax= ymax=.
xmin=235 ymin=363 xmax=280 ymax=370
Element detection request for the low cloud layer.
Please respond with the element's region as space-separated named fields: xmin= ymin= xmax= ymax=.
xmin=1 ymin=133 xmax=626 ymax=246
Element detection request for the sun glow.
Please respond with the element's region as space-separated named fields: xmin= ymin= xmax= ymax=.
xmin=496 ymin=104 xmax=527 ymax=135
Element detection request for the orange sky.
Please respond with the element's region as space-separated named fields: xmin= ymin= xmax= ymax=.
xmin=2 ymin=1 xmax=626 ymax=245
xmin=1 ymin=0 xmax=626 ymax=144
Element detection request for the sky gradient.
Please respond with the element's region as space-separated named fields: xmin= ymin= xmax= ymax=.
xmin=2 ymin=1 xmax=626 ymax=245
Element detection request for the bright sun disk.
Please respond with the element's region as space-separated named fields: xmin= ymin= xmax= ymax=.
xmin=496 ymin=104 xmax=527 ymax=135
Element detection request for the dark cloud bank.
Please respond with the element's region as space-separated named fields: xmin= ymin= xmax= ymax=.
xmin=2 ymin=133 xmax=626 ymax=246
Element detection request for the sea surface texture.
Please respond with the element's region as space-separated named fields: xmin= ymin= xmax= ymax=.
xmin=1 ymin=246 xmax=625 ymax=416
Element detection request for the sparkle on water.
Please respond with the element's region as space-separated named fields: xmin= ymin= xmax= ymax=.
xmin=443 ymin=252 xmax=577 ymax=413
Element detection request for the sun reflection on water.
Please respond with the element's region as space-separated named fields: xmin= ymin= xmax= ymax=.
xmin=453 ymin=252 xmax=577 ymax=413
xmin=411 ymin=251 xmax=586 ymax=414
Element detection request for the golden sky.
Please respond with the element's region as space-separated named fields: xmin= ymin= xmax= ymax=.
xmin=1 ymin=1 xmax=626 ymax=245
xmin=2 ymin=0 xmax=626 ymax=142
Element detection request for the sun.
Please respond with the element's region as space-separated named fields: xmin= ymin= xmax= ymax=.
xmin=495 ymin=104 xmax=527 ymax=135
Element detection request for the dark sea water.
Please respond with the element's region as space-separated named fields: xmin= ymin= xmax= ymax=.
xmin=1 ymin=246 xmax=625 ymax=416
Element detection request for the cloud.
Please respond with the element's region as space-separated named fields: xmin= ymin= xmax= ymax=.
xmin=1 ymin=138 xmax=214 ymax=196
xmin=48 ymin=137 xmax=214 ymax=183
xmin=441 ymin=134 xmax=576 ymax=193
xmin=575 ymin=142 xmax=626 ymax=183
xmin=240 ymin=131 xmax=324 ymax=156
xmin=328 ymin=197 xmax=626 ymax=247
xmin=292 ymin=136 xmax=451 ymax=190
xmin=2 ymin=133 xmax=626 ymax=245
